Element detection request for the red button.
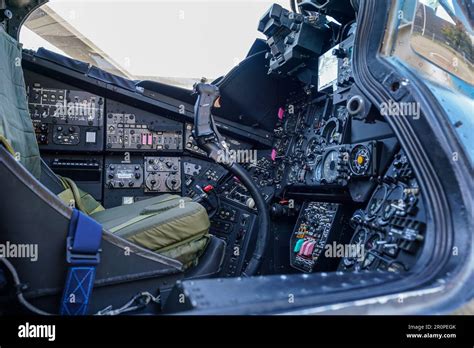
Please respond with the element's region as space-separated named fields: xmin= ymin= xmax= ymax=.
xmin=203 ymin=185 xmax=214 ymax=193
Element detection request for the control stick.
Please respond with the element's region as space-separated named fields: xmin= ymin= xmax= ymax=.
xmin=193 ymin=83 xmax=270 ymax=276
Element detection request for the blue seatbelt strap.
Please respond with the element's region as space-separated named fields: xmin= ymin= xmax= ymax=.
xmin=60 ymin=209 xmax=102 ymax=315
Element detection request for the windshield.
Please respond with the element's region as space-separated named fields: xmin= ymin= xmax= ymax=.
xmin=20 ymin=0 xmax=290 ymax=89
xmin=382 ymin=0 xmax=474 ymax=161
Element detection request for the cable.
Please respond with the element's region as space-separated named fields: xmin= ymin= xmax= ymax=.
xmin=0 ymin=257 xmax=53 ymax=315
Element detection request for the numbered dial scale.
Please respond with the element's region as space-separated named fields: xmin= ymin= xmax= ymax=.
xmin=307 ymin=141 xmax=378 ymax=186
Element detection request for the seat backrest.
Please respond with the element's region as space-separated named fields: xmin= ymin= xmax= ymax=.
xmin=0 ymin=27 xmax=41 ymax=178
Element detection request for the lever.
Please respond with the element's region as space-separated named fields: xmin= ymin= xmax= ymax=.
xmin=192 ymin=83 xmax=270 ymax=276
xmin=193 ymin=83 xmax=221 ymax=139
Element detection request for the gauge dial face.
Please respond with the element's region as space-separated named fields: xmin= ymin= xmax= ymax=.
xmin=291 ymin=135 xmax=305 ymax=154
xmin=362 ymin=233 xmax=382 ymax=269
xmin=349 ymin=145 xmax=371 ymax=176
xmin=379 ymin=185 xmax=405 ymax=225
xmin=284 ymin=116 xmax=298 ymax=133
xmin=306 ymin=137 xmax=321 ymax=164
xmin=367 ymin=184 xmax=388 ymax=219
xmin=343 ymin=228 xmax=367 ymax=267
xmin=322 ymin=119 xmax=340 ymax=144
xmin=322 ymin=150 xmax=339 ymax=183
xmin=312 ymin=156 xmax=323 ymax=182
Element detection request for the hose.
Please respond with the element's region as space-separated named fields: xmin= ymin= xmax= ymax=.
xmin=0 ymin=257 xmax=53 ymax=315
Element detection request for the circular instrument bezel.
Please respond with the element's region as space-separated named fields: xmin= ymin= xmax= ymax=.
xmin=349 ymin=144 xmax=372 ymax=176
xmin=343 ymin=228 xmax=368 ymax=268
xmin=378 ymin=184 xmax=405 ymax=225
xmin=310 ymin=155 xmax=323 ymax=182
xmin=321 ymin=118 xmax=341 ymax=145
xmin=366 ymin=184 xmax=389 ymax=220
xmin=305 ymin=137 xmax=321 ymax=164
xmin=321 ymin=149 xmax=340 ymax=184
xmin=361 ymin=232 xmax=383 ymax=270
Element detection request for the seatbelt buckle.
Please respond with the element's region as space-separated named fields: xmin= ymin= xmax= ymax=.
xmin=66 ymin=237 xmax=101 ymax=265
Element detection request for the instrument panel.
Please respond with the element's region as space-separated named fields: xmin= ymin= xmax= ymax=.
xmin=23 ymin=21 xmax=427 ymax=278
xmin=339 ymin=151 xmax=425 ymax=273
xmin=25 ymin=71 xmax=105 ymax=152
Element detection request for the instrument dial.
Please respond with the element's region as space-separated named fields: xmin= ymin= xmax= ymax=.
xmin=312 ymin=156 xmax=323 ymax=182
xmin=349 ymin=145 xmax=371 ymax=176
xmin=366 ymin=184 xmax=388 ymax=220
xmin=379 ymin=185 xmax=405 ymax=225
xmin=362 ymin=233 xmax=382 ymax=269
xmin=322 ymin=149 xmax=340 ymax=183
xmin=321 ymin=119 xmax=341 ymax=144
xmin=291 ymin=135 xmax=305 ymax=154
xmin=342 ymin=228 xmax=367 ymax=268
xmin=306 ymin=137 xmax=321 ymax=165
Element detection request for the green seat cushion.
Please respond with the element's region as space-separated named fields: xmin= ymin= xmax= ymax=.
xmin=91 ymin=195 xmax=211 ymax=268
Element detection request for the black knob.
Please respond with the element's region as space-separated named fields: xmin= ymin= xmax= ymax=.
xmin=332 ymin=48 xmax=346 ymax=59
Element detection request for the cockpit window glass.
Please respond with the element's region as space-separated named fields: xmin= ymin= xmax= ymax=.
xmin=411 ymin=0 xmax=473 ymax=85
xmin=382 ymin=0 xmax=474 ymax=161
xmin=20 ymin=0 xmax=290 ymax=89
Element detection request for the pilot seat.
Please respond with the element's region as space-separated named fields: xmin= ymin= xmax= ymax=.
xmin=0 ymin=26 xmax=225 ymax=315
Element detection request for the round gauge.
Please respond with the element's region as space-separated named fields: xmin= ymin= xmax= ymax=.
xmin=349 ymin=145 xmax=371 ymax=176
xmin=343 ymin=228 xmax=368 ymax=268
xmin=321 ymin=119 xmax=341 ymax=144
xmin=362 ymin=233 xmax=382 ymax=269
xmin=322 ymin=149 xmax=340 ymax=183
xmin=306 ymin=137 xmax=321 ymax=164
xmin=312 ymin=156 xmax=323 ymax=182
xmin=166 ymin=174 xmax=181 ymax=191
xmin=350 ymin=209 xmax=365 ymax=229
xmin=366 ymin=184 xmax=388 ymax=220
xmin=284 ymin=116 xmax=297 ymax=133
xmin=291 ymin=135 xmax=305 ymax=154
xmin=379 ymin=185 xmax=405 ymax=225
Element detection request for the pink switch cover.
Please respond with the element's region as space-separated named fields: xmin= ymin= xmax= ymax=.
xmin=278 ymin=107 xmax=285 ymax=120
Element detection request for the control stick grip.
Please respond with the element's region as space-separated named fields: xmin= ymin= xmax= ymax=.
xmin=193 ymin=83 xmax=220 ymax=138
